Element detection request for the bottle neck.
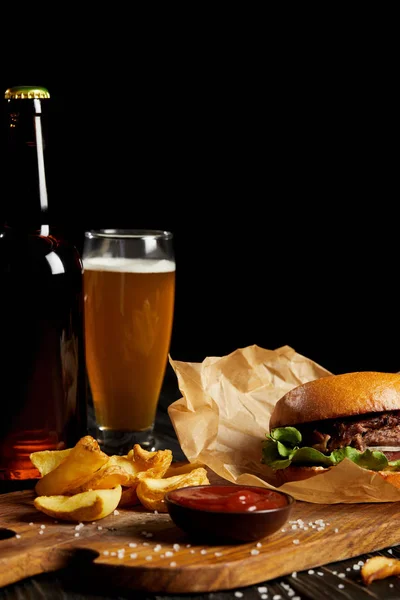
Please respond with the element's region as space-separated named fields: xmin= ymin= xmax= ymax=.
xmin=3 ymin=97 xmax=51 ymax=229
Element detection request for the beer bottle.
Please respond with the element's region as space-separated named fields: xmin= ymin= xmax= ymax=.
xmin=0 ymin=86 xmax=87 ymax=485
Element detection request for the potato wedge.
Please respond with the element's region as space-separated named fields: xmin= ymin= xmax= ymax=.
xmin=34 ymin=486 xmax=122 ymax=522
xmin=136 ymin=467 xmax=210 ymax=512
xmin=35 ymin=436 xmax=109 ymax=497
xmin=361 ymin=556 xmax=400 ymax=585
xmin=164 ymin=461 xmax=206 ymax=478
xmin=127 ymin=445 xmax=173 ymax=481
xmin=119 ymin=485 xmax=141 ymax=507
xmin=30 ymin=448 xmax=72 ymax=476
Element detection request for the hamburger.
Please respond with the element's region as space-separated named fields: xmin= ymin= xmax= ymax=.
xmin=261 ymin=371 xmax=400 ymax=488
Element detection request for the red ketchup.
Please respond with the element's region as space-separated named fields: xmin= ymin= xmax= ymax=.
xmin=169 ymin=485 xmax=288 ymax=512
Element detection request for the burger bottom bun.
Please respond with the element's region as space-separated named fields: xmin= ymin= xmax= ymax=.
xmin=265 ymin=465 xmax=329 ymax=487
xmin=265 ymin=466 xmax=400 ymax=490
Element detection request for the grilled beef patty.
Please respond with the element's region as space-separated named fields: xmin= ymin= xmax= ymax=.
xmin=296 ymin=411 xmax=400 ymax=455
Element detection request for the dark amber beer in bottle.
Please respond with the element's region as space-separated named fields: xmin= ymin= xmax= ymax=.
xmin=0 ymin=86 xmax=87 ymax=482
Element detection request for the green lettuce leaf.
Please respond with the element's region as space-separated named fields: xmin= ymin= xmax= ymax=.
xmin=261 ymin=426 xmax=398 ymax=472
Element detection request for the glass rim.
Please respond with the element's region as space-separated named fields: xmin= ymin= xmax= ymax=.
xmin=84 ymin=229 xmax=173 ymax=240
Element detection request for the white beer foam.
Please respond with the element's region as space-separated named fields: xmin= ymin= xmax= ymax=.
xmin=83 ymin=257 xmax=176 ymax=273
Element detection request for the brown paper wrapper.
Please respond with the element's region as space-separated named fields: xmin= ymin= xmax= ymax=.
xmin=168 ymin=345 xmax=400 ymax=503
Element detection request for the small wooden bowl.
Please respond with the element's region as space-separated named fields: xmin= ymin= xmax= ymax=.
xmin=165 ymin=484 xmax=295 ymax=543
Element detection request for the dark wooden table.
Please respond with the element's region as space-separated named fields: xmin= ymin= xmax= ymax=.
xmin=1 ymin=368 xmax=400 ymax=600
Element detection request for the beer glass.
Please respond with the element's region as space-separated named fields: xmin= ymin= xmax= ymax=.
xmin=82 ymin=229 xmax=175 ymax=454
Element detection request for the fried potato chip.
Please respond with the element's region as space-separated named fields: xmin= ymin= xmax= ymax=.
xmin=30 ymin=448 xmax=72 ymax=476
xmin=34 ymin=486 xmax=122 ymax=522
xmin=361 ymin=555 xmax=400 ymax=585
xmin=136 ymin=467 xmax=210 ymax=512
xmin=35 ymin=436 xmax=109 ymax=497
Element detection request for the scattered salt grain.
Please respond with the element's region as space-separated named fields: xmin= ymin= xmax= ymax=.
xmin=338 ymin=583 xmax=345 ymax=589
xmin=39 ymin=530 xmax=44 ymax=535
xmin=143 ymin=542 xmax=150 ymax=546
xmin=281 ymin=529 xmax=286 ymax=532
xmin=388 ymin=549 xmax=394 ymax=554
xmin=346 ymin=567 xmax=351 ymax=572
xmin=272 ymin=595 xmax=282 ymax=600
xmin=251 ymin=549 xmax=260 ymax=556
xmin=97 ymin=526 xmax=103 ymax=531
xmin=308 ymin=569 xmax=315 ymax=575
xmin=165 ymin=551 xmax=174 ymax=557
xmin=261 ymin=595 xmax=267 ymax=600
xmin=200 ymin=549 xmax=207 ymax=555
xmin=215 ymin=552 xmax=223 ymax=557
xmin=317 ymin=571 xmax=324 ymax=576
xmin=256 ymin=542 xmax=262 ymax=548
xmin=190 ymin=549 xmax=196 ymax=554
xmin=353 ymin=564 xmax=360 ymax=570
xmin=258 ymin=586 xmax=267 ymax=593
xmin=334 ymin=528 xmax=339 ymax=533
xmin=145 ymin=556 xmax=152 ymax=561
xmin=186 ymin=544 xmax=191 ymax=548
xmin=113 ymin=510 xmax=119 ymax=515
xmin=170 ymin=561 xmax=177 ymax=567
xmin=291 ymin=572 xmax=297 ymax=578
xmin=40 ymin=525 xmax=46 ymax=529
xmin=154 ymin=510 xmax=158 ymax=514
xmin=358 ymin=560 xmax=364 ymax=566
xmin=130 ymin=553 xmax=137 ymax=559
xmin=103 ymin=551 xmax=109 ymax=556
xmin=173 ymin=543 xmax=180 ymax=551
xmin=390 ymin=583 xmax=394 ymax=588
xmin=16 ymin=534 xmax=21 ymax=539
xmin=129 ymin=543 xmax=137 ymax=548
xmin=234 ymin=592 xmax=244 ymax=598
xmin=29 ymin=522 xmax=34 ymax=526
xmin=74 ymin=533 xmax=80 ymax=538
xmin=338 ymin=573 xmax=346 ymax=578
xmin=292 ymin=539 xmax=300 ymax=545
xmin=110 ymin=552 xmax=116 ymax=557
xmin=154 ymin=545 xmax=162 ymax=552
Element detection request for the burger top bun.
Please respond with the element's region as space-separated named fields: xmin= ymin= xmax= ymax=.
xmin=269 ymin=371 xmax=400 ymax=430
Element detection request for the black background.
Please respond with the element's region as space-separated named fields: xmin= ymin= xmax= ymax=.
xmin=1 ymin=29 xmax=397 ymax=378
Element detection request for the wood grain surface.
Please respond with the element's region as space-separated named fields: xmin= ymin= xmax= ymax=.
xmin=1 ymin=481 xmax=400 ymax=594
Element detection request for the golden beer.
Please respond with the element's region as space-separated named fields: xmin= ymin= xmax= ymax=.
xmin=83 ymin=257 xmax=175 ymax=433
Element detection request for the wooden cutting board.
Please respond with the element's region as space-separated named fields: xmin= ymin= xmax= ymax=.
xmin=1 ymin=480 xmax=400 ymax=593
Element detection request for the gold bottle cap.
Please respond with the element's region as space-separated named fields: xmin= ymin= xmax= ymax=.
xmin=4 ymin=86 xmax=50 ymax=99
